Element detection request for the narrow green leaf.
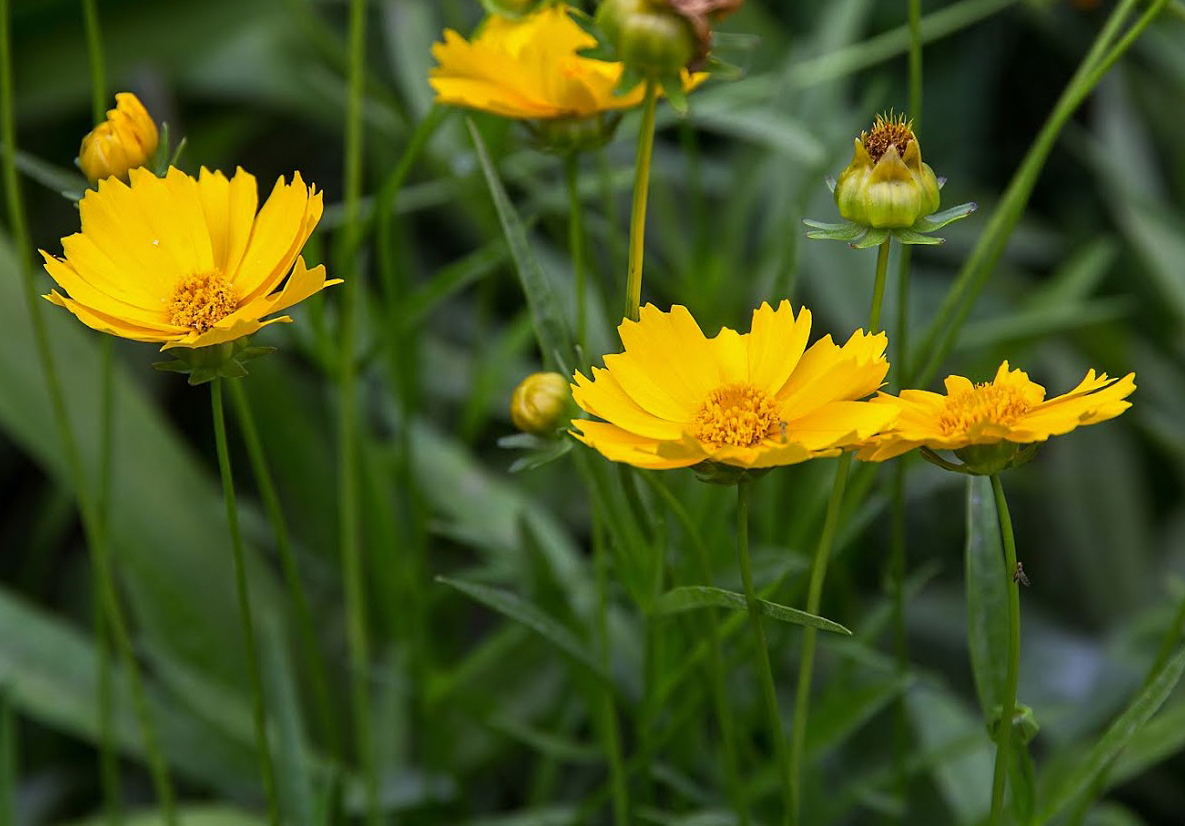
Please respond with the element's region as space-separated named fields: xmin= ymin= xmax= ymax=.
xmin=260 ymin=618 xmax=315 ymax=826
xmin=654 ymin=585 xmax=851 ymax=635
xmin=466 ymin=118 xmax=575 ymax=374
xmin=436 ymin=577 xmax=605 ymax=679
xmin=965 ymin=475 xmax=1009 ymax=719
xmin=1009 ymin=741 xmax=1036 ymax=825
xmin=0 ymin=685 xmax=13 ymax=826
xmin=907 ymin=683 xmax=994 ymax=825
xmin=1035 ymin=649 xmax=1185 ymax=823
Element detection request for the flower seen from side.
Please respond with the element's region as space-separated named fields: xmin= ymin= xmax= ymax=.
xmin=78 ymin=92 xmax=160 ymax=185
xmin=805 ymin=112 xmax=977 ymax=248
xmin=596 ymin=0 xmax=744 ymax=81
xmin=856 ymin=361 xmax=1136 ymax=474
xmin=41 ymin=166 xmax=339 ymax=356
xmin=511 ymin=372 xmax=573 ymax=434
xmin=570 ymin=301 xmax=897 ymax=474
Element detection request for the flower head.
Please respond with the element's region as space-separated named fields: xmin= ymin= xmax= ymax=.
xmin=40 ymin=166 xmax=339 ymax=351
xmin=857 ymin=361 xmax=1136 ymax=472
xmin=805 ymin=112 xmax=976 ymax=248
xmin=511 ymin=372 xmax=573 ymax=434
xmin=571 ymin=302 xmax=896 ymax=472
xmin=78 ymin=92 xmax=159 ymax=184
xmin=596 ymin=0 xmax=743 ymax=79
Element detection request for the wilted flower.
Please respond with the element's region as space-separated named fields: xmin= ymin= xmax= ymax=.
xmin=805 ymin=112 xmax=976 ymax=248
xmin=856 ymin=361 xmax=1135 ymax=474
xmin=77 ymin=92 xmax=159 ymax=184
xmin=570 ymin=302 xmax=895 ymax=476
xmin=511 ymin=372 xmax=573 ymax=434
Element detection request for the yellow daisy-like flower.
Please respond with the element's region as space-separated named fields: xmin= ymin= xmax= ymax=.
xmin=430 ymin=4 xmax=699 ymax=120
xmin=40 ymin=166 xmax=339 ymax=350
xmin=571 ymin=302 xmax=897 ymax=470
xmin=78 ymin=92 xmax=159 ymax=184
xmin=857 ymin=361 xmax=1136 ymax=464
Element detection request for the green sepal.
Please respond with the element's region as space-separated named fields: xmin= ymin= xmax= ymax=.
xmin=151 ymin=337 xmax=275 ymax=386
xmin=912 ymin=201 xmax=977 ymax=233
xmin=892 ymin=228 xmax=945 ymax=245
xmin=691 ymin=461 xmax=771 ymax=486
xmin=498 ymin=431 xmax=575 ymax=473
xmin=571 ymin=9 xmax=617 ymax=62
xmin=612 ymin=65 xmax=645 ymax=97
xmin=987 ymin=702 xmax=1040 ymax=745
xmin=803 ymin=218 xmax=866 ymax=242
xmin=658 ymin=72 xmax=689 ymax=115
xmin=702 ymin=32 xmax=758 ymax=79
xmin=851 ymin=227 xmax=891 ymax=249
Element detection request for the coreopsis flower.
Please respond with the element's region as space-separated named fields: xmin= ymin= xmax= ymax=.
xmin=511 ymin=372 xmax=573 ymax=434
xmin=40 ymin=166 xmax=339 ymax=381
xmin=78 ymin=92 xmax=159 ymax=184
xmin=805 ymin=112 xmax=976 ymax=248
xmin=857 ymin=361 xmax=1135 ymax=474
xmin=430 ymin=5 xmax=700 ymax=149
xmin=570 ymin=302 xmax=896 ymax=476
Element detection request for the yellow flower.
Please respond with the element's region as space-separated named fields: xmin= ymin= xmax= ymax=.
xmin=570 ymin=302 xmax=897 ymax=470
xmin=857 ymin=361 xmax=1136 ymax=467
xmin=40 ymin=166 xmax=339 ymax=350
xmin=78 ymin=92 xmax=159 ymax=184
xmin=430 ymin=4 xmax=699 ymax=120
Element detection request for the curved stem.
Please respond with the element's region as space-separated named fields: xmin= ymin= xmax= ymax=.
xmin=211 ymin=380 xmax=279 ymax=825
xmin=0 ymin=4 xmax=176 ymax=821
xmin=988 ymin=475 xmax=1021 ymax=824
xmin=227 ymin=380 xmax=341 ymax=759
xmin=625 ymin=80 xmax=658 ymax=322
xmin=565 ymin=152 xmax=588 ymax=359
xmin=736 ymin=479 xmax=792 ymax=823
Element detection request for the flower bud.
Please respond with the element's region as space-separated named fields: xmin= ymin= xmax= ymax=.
xmin=595 ymin=0 xmax=698 ymax=78
xmin=78 ymin=93 xmax=159 ymax=185
xmin=511 ymin=372 xmax=572 ymax=434
xmin=834 ymin=113 xmax=940 ymax=229
xmin=525 ymin=111 xmax=624 ymax=154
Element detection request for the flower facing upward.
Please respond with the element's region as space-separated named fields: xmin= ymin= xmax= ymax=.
xmin=430 ymin=4 xmax=698 ymax=122
xmin=78 ymin=93 xmax=159 ymax=184
xmin=41 ymin=166 xmax=339 ymax=350
xmin=571 ymin=302 xmax=897 ymax=471
xmin=857 ymin=361 xmax=1136 ymax=470
xmin=835 ymin=112 xmax=939 ymax=229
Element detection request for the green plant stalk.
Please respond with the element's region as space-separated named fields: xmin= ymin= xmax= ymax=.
xmin=988 ymin=475 xmax=1021 ymax=825
xmin=789 ymin=242 xmax=891 ymax=824
xmin=591 ymin=511 xmax=630 ymax=825
xmin=0 ymin=4 xmax=177 ymax=821
xmin=0 ymin=689 xmax=11 ymax=826
xmin=644 ymin=473 xmax=749 ymax=825
xmin=337 ymin=0 xmax=379 ymax=821
xmin=910 ymin=0 xmax=1160 ymax=386
xmin=625 ymin=80 xmax=658 ymax=322
xmin=565 ymin=153 xmax=588 ymax=358
xmin=907 ymin=0 xmax=922 ymax=129
xmin=735 ymin=478 xmax=792 ymax=824
xmin=228 ymin=380 xmax=341 ymax=758
xmin=210 ymin=380 xmax=280 ymax=826
xmin=80 ymin=0 xmax=122 ymax=819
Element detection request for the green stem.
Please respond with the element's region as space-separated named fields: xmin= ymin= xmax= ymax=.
xmin=592 ymin=511 xmax=630 ymax=825
xmin=227 ymin=380 xmax=341 ymax=759
xmin=210 ymin=380 xmax=279 ymax=825
xmin=988 ymin=475 xmax=1021 ymax=825
xmin=81 ymin=0 xmax=106 ymax=124
xmin=625 ymin=80 xmax=658 ymax=322
xmin=736 ymin=478 xmax=792 ymax=824
xmin=870 ymin=239 xmax=891 ymax=333
xmin=0 ymin=687 xmax=13 ymax=826
xmin=565 ymin=152 xmax=588 ymax=359
xmin=338 ymin=0 xmax=378 ymax=821
xmin=907 ymin=0 xmax=922 ymax=128
xmin=0 ymin=4 xmax=176 ymax=821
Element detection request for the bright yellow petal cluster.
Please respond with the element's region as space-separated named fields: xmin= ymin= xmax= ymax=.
xmin=857 ymin=361 xmax=1136 ymax=462
xmin=78 ymin=92 xmax=159 ymax=184
xmin=571 ymin=302 xmax=897 ymax=470
xmin=40 ymin=166 xmax=340 ymax=350
xmin=429 ymin=4 xmax=699 ymax=119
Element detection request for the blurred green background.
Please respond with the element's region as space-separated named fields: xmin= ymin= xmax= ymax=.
xmin=3 ymin=0 xmax=1185 ymax=823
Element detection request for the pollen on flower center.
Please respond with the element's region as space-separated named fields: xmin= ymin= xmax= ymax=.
xmin=862 ymin=112 xmax=914 ymax=162
xmin=167 ymin=271 xmax=237 ymax=333
xmin=939 ymin=383 xmax=1032 ymax=435
xmin=694 ymin=383 xmax=781 ymax=448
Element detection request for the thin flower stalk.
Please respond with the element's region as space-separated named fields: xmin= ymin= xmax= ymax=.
xmin=988 ymin=475 xmax=1021 ymax=825
xmin=565 ymin=153 xmax=588 ymax=356
xmin=0 ymin=4 xmax=177 ymax=822
xmin=210 ymin=379 xmax=280 ymax=826
xmin=625 ymin=80 xmax=658 ymax=322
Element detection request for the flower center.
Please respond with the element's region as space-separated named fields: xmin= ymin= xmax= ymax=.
xmin=167 ymin=271 xmax=237 ymax=333
xmin=694 ymin=383 xmax=781 ymax=448
xmin=862 ymin=112 xmax=914 ymax=162
xmin=939 ymin=383 xmax=1032 ymax=435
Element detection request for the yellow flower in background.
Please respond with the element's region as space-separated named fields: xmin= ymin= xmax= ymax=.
xmin=571 ymin=302 xmax=897 ymax=471
xmin=41 ymin=166 xmax=339 ymax=350
xmin=857 ymin=361 xmax=1136 ymax=469
xmin=78 ymin=92 xmax=159 ymax=184
xmin=430 ymin=4 xmax=700 ymax=120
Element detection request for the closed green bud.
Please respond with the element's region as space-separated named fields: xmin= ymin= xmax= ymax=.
xmin=595 ymin=0 xmax=697 ymax=79
xmin=480 ymin=0 xmax=553 ymax=18
xmin=834 ymin=113 xmax=940 ymax=229
xmin=511 ymin=372 xmax=573 ymax=434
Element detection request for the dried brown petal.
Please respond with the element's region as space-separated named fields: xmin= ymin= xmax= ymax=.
xmin=662 ymin=0 xmax=745 ymax=69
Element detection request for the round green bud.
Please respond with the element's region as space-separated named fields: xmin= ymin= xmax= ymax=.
xmin=511 ymin=372 xmax=573 ymax=435
xmin=834 ymin=113 xmax=942 ymax=229
xmin=595 ymin=0 xmax=697 ymax=78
